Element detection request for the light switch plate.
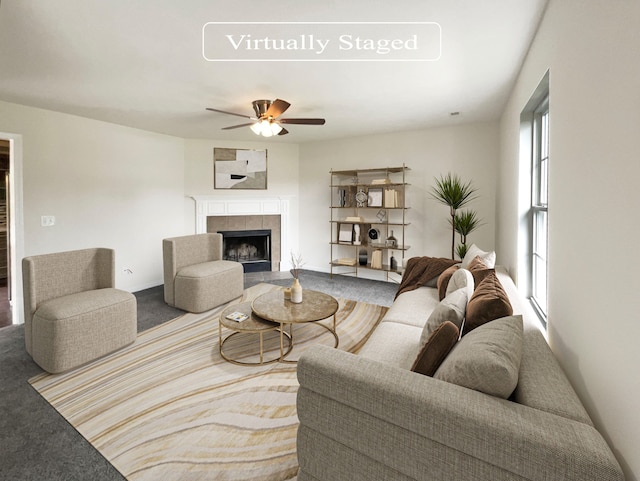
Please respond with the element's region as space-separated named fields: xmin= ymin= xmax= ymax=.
xmin=41 ymin=215 xmax=55 ymax=227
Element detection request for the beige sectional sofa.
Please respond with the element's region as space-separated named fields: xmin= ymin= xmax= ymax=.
xmin=296 ymin=260 xmax=624 ymax=480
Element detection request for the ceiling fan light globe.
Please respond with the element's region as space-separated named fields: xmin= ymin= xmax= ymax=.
xmin=250 ymin=122 xmax=262 ymax=135
xmin=270 ymin=122 xmax=283 ymax=135
xmin=260 ymin=121 xmax=273 ymax=137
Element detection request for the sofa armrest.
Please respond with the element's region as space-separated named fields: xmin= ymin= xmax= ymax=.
xmin=297 ymin=345 xmax=623 ymax=481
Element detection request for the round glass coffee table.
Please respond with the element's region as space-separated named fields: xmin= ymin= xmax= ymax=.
xmin=219 ymin=301 xmax=293 ymax=365
xmin=251 ymin=289 xmax=339 ymax=363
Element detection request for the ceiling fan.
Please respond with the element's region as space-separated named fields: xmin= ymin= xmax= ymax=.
xmin=206 ymin=99 xmax=325 ymax=137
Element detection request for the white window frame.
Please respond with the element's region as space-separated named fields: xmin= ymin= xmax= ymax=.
xmin=530 ymin=96 xmax=549 ymax=323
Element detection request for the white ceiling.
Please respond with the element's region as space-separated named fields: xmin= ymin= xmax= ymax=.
xmin=0 ymin=0 xmax=548 ymax=143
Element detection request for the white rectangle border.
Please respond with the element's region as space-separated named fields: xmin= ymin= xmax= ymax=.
xmin=202 ymin=21 xmax=442 ymax=62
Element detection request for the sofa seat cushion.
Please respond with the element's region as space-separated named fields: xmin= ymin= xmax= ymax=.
xmin=358 ymin=321 xmax=423 ymax=369
xmin=32 ymin=288 xmax=137 ymax=373
xmin=434 ymin=315 xmax=523 ymax=399
xmin=381 ymin=286 xmax=440 ymax=328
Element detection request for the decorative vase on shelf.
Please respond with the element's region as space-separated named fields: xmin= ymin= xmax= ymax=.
xmin=386 ymin=230 xmax=397 ymax=248
xmin=359 ymin=248 xmax=368 ymax=266
xmin=291 ymin=278 xmax=303 ymax=303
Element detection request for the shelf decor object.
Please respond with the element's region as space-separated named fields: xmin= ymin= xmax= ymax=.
xmin=330 ymin=164 xmax=410 ymax=282
xmin=338 ymin=223 xmax=354 ymax=243
xmin=367 ymin=188 xmax=383 ymax=207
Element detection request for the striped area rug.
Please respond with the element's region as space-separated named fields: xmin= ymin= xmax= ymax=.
xmin=29 ymin=283 xmax=388 ymax=481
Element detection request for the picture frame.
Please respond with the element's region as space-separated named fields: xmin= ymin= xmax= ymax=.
xmin=367 ymin=187 xmax=383 ymax=207
xmin=338 ymin=223 xmax=354 ymax=243
xmin=214 ymin=147 xmax=267 ymax=189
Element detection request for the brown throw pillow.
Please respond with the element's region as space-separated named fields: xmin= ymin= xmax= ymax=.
xmin=463 ymin=270 xmax=513 ymax=335
xmin=467 ymin=255 xmax=493 ymax=287
xmin=437 ymin=265 xmax=460 ymax=300
xmin=412 ymin=321 xmax=460 ymax=376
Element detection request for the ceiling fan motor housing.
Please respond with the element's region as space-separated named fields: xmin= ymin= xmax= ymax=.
xmin=252 ymin=100 xmax=272 ymax=118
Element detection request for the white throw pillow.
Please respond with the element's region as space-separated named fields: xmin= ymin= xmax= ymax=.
xmin=445 ymin=268 xmax=474 ymax=299
xmin=461 ymin=244 xmax=496 ymax=269
xmin=420 ymin=288 xmax=469 ymax=345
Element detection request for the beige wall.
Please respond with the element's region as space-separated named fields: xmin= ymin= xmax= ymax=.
xmin=299 ymin=122 xmax=499 ymax=277
xmin=0 ymin=100 xmax=185 ymax=298
xmin=498 ymin=1 xmax=640 ymax=478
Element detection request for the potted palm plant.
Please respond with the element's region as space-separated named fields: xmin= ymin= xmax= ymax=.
xmin=452 ymin=210 xmax=483 ymax=259
xmin=430 ymin=173 xmax=479 ymax=259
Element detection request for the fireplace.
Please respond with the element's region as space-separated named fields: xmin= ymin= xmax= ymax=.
xmin=220 ymin=229 xmax=271 ymax=273
xmin=191 ymin=196 xmax=289 ymax=272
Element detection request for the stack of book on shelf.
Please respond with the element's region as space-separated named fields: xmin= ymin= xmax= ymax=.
xmin=371 ymin=178 xmax=390 ymax=185
xmin=337 ymin=188 xmax=347 ymax=207
xmin=370 ymin=250 xmax=383 ymax=269
xmin=345 ymin=216 xmax=363 ymax=222
xmin=384 ymin=189 xmax=398 ymax=208
xmin=335 ymin=258 xmax=357 ymax=266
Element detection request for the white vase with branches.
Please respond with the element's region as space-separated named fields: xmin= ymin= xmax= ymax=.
xmin=290 ymin=252 xmax=304 ymax=303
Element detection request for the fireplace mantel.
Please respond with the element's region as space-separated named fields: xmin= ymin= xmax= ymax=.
xmin=189 ymin=195 xmax=291 ymax=271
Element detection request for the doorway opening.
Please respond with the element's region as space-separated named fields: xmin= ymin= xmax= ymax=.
xmin=0 ymin=133 xmax=23 ymax=327
xmin=0 ymin=139 xmax=11 ymax=327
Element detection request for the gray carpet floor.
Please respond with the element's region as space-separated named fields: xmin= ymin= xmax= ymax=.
xmin=0 ymin=270 xmax=397 ymax=481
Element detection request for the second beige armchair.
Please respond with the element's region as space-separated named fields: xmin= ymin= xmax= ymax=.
xmin=163 ymin=233 xmax=244 ymax=313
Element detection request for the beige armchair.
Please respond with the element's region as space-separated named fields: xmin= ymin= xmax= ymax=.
xmin=163 ymin=233 xmax=244 ymax=313
xmin=22 ymin=248 xmax=137 ymax=374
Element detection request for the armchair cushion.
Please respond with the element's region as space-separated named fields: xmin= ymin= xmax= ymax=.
xmin=32 ymin=288 xmax=136 ymax=373
xmin=173 ymin=259 xmax=243 ymax=313
xmin=163 ymin=233 xmax=245 ymax=313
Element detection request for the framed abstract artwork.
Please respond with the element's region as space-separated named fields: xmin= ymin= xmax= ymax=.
xmin=214 ymin=148 xmax=267 ymax=189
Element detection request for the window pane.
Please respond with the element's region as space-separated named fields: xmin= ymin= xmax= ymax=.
xmin=540 ymin=110 xmax=549 ymax=205
xmin=540 ymin=157 xmax=548 ymax=206
xmin=532 ymin=209 xmax=548 ymax=314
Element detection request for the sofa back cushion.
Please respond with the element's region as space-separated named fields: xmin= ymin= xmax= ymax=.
xmin=434 ymin=315 xmax=523 ymax=399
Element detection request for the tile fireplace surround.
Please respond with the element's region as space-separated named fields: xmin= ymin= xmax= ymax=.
xmin=190 ymin=196 xmax=290 ymax=271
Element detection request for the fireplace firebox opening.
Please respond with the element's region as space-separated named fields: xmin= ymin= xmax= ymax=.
xmin=219 ymin=229 xmax=271 ymax=273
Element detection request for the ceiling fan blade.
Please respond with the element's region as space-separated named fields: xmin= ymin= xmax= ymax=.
xmin=279 ymin=118 xmax=326 ymax=125
xmin=221 ymin=122 xmax=256 ymax=130
xmin=278 ymin=127 xmax=289 ymax=136
xmin=206 ymin=107 xmax=255 ymax=120
xmin=265 ymin=99 xmax=291 ymax=119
